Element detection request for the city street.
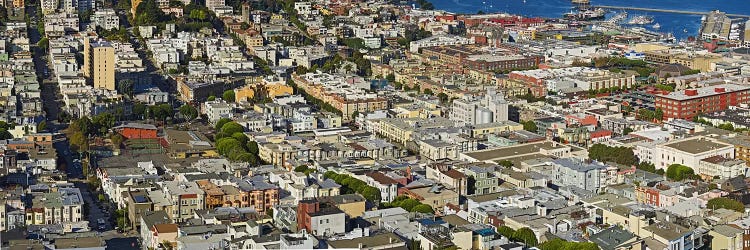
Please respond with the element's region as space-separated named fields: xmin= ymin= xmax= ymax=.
xmin=27 ymin=0 xmax=140 ymax=248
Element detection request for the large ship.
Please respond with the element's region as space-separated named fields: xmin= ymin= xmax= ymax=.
xmin=564 ymin=8 xmax=606 ymax=21
xmin=628 ymin=15 xmax=654 ymax=25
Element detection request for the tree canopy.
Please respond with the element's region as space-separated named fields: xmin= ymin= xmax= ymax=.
xmin=521 ymin=120 xmax=537 ymax=133
xmin=382 ymin=196 xmax=434 ymax=214
xmin=588 ymin=144 xmax=638 ymax=166
xmin=665 ymin=164 xmax=695 ymax=181
xmin=324 ymin=171 xmax=382 ymax=202
xmin=707 ymin=197 xmax=745 ymax=212
xmin=134 ymin=0 xmax=169 ymax=25
xmin=223 ymin=90 xmax=236 ymax=102
xmin=539 ymin=238 xmax=598 ymax=250
xmin=512 ymin=228 xmax=538 ymax=246
xmin=179 ymin=104 xmax=199 ymax=120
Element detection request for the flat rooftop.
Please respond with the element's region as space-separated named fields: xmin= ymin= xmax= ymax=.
xmin=662 ymin=137 xmax=731 ymax=154
xmin=656 ymin=84 xmax=750 ymax=101
xmin=463 ymin=141 xmax=567 ymax=161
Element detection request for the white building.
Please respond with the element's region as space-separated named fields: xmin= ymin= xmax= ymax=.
xmin=697 ymin=155 xmax=746 ymax=180
xmin=450 ymin=89 xmax=508 ymax=126
xmin=93 ymin=9 xmax=120 ymax=30
xmin=409 ymin=34 xmax=474 ymax=53
xmin=645 ymin=136 xmax=735 ymax=170
xmin=202 ymin=100 xmax=233 ymax=123
xmin=362 ymin=172 xmax=399 ymax=203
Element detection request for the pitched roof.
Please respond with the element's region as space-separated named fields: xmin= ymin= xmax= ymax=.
xmin=367 ymin=171 xmax=399 ymax=185
xmin=154 ymin=224 xmax=179 ymax=233
xmin=443 ymin=169 xmax=465 ymax=179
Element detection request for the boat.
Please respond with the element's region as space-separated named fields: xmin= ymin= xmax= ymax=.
xmin=652 ymin=23 xmax=660 ymax=29
xmin=628 ymin=15 xmax=654 ymax=25
xmin=563 ymin=8 xmax=606 ymax=21
xmin=607 ymin=11 xmax=628 ymax=24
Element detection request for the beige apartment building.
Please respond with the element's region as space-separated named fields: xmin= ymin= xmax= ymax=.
xmin=84 ymin=39 xmax=116 ymax=91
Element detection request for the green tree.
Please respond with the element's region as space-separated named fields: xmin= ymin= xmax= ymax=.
xmin=179 ymin=104 xmax=199 ymax=120
xmin=135 ymin=0 xmax=168 ymax=25
xmin=399 ymin=199 xmax=421 ymax=211
xmin=496 ymin=226 xmax=515 ymax=239
xmin=216 ymin=138 xmax=242 ymax=155
xmin=411 ymin=204 xmax=434 ymax=213
xmin=386 ymin=74 xmax=395 ymax=83
xmin=117 ymin=80 xmax=135 ymax=97
xmin=207 ymin=96 xmax=216 ymax=101
xmin=231 ymin=132 xmax=249 ymax=146
xmin=37 ymin=120 xmax=47 ymax=132
xmin=588 ymin=144 xmax=638 ymax=166
xmin=665 ymin=164 xmax=695 ymax=181
xmin=539 ymin=238 xmax=598 ymax=250
xmin=223 ymin=90 xmax=236 ymax=102
xmin=512 ymin=228 xmax=538 ymax=246
xmin=361 ymin=186 xmax=381 ymax=202
xmin=149 ymin=104 xmax=174 ymax=121
xmin=220 ymin=122 xmax=244 ymax=135
xmin=0 ymin=129 xmax=11 ymax=139
xmin=215 ymin=118 xmax=232 ymax=131
xmin=247 ymin=141 xmax=259 ymax=154
xmin=718 ymin=123 xmax=735 ymax=131
xmin=522 ymin=121 xmax=537 ymax=133
xmin=637 ymin=162 xmax=657 ymax=173
xmin=437 ymin=93 xmax=449 ymax=104
xmin=423 ymin=88 xmax=433 ymax=95
xmin=133 ymin=103 xmax=147 ymax=118
xmin=623 ymin=127 xmax=633 ymax=135
xmin=498 ymin=160 xmax=514 ymax=168
xmin=111 ymin=134 xmax=125 ymax=149
xmin=707 ymin=197 xmax=745 ymax=212
xmin=37 ymin=37 xmax=49 ymax=49
xmin=70 ymin=131 xmax=89 ymax=151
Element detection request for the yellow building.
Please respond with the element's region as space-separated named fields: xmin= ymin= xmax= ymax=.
xmin=244 ymin=34 xmax=264 ymax=47
xmin=85 ymin=40 xmax=115 ymax=91
xmin=235 ymin=82 xmax=294 ymax=102
xmin=265 ymin=83 xmax=293 ymax=98
xmin=671 ymin=53 xmax=723 ymax=72
xmin=633 ymin=43 xmax=670 ymax=52
xmin=709 ymin=225 xmax=743 ymax=250
xmin=235 ymin=85 xmax=256 ymax=102
xmin=258 ymin=142 xmax=298 ymax=169
xmin=327 ymin=194 xmax=366 ymax=218
xmin=468 ymin=121 xmax=524 ymax=138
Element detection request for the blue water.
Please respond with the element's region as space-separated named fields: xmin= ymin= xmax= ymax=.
xmin=430 ymin=0 xmax=750 ymax=40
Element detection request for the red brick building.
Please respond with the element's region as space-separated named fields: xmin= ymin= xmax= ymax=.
xmin=114 ymin=123 xmax=158 ymax=139
xmin=654 ymin=84 xmax=750 ymax=120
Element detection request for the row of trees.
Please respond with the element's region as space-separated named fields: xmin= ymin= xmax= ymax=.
xmin=214 ymin=118 xmax=261 ymax=164
xmin=637 ymin=108 xmax=663 ymax=122
xmin=538 ymin=238 xmax=599 ymax=250
xmin=707 ymin=197 xmax=745 ymax=212
xmin=588 ymin=144 xmax=638 ymax=166
xmin=496 ymin=226 xmax=538 ymax=246
xmin=68 ymin=113 xmax=118 ymax=151
xmin=637 ymin=162 xmax=665 ymax=175
xmin=323 ymin=171 xmax=381 ymax=202
xmin=381 ymin=196 xmax=434 ymax=214
xmin=293 ymin=165 xmax=316 ymax=175
xmin=133 ymin=103 xmax=174 ymax=122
